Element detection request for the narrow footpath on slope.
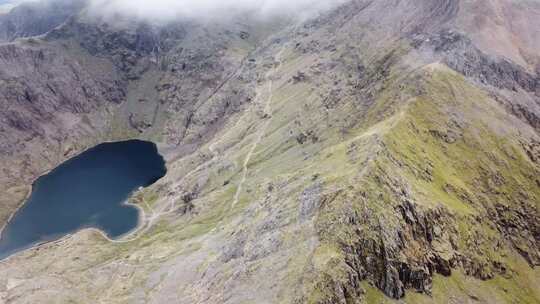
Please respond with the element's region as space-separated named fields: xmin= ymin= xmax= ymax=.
xmin=229 ymin=38 xmax=291 ymax=210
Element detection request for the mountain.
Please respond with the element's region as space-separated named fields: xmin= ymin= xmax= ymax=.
xmin=0 ymin=0 xmax=538 ymax=303
xmin=0 ymin=0 xmax=86 ymax=41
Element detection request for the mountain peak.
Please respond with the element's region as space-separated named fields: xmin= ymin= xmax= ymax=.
xmin=0 ymin=0 xmax=538 ymax=303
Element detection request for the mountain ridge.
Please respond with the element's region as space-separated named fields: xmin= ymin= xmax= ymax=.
xmin=0 ymin=0 xmax=538 ymax=303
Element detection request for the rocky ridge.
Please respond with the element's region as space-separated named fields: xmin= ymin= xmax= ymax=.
xmin=0 ymin=0 xmax=538 ymax=303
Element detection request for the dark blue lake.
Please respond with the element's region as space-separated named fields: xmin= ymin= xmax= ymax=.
xmin=0 ymin=140 xmax=166 ymax=260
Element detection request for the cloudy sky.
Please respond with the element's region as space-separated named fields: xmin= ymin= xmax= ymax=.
xmin=0 ymin=0 xmax=23 ymax=13
xmin=87 ymin=0 xmax=346 ymax=22
xmin=1 ymin=0 xmax=347 ymax=22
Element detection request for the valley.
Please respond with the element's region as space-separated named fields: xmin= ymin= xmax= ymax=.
xmin=0 ymin=0 xmax=538 ymax=303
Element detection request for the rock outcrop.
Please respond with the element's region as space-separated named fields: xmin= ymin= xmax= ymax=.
xmin=0 ymin=0 xmax=86 ymax=42
xmin=0 ymin=0 xmax=538 ymax=303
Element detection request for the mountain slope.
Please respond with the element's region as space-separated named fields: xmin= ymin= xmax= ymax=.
xmin=0 ymin=0 xmax=86 ymax=42
xmin=0 ymin=0 xmax=538 ymax=303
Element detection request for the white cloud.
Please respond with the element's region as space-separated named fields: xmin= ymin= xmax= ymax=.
xmin=0 ymin=0 xmax=36 ymax=14
xmin=87 ymin=0 xmax=346 ymax=22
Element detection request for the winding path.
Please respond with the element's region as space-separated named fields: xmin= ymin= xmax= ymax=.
xmin=230 ymin=41 xmax=290 ymax=210
xmin=102 ymin=25 xmax=297 ymax=243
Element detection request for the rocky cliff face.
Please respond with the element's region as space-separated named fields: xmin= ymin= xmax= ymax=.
xmin=0 ymin=0 xmax=538 ymax=303
xmin=0 ymin=38 xmax=126 ymax=225
xmin=0 ymin=0 xmax=86 ymax=42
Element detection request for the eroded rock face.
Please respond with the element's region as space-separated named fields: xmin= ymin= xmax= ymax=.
xmin=0 ymin=39 xmax=128 ymax=224
xmin=0 ymin=0 xmax=538 ymax=303
xmin=415 ymin=30 xmax=538 ymax=94
xmin=312 ymin=128 xmax=539 ymax=301
xmin=46 ymin=19 xmax=188 ymax=79
xmin=490 ymin=201 xmax=540 ymax=266
xmin=325 ymin=195 xmax=536 ymax=299
xmin=0 ymin=0 xmax=86 ymax=42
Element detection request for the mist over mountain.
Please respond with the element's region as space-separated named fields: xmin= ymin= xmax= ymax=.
xmin=88 ymin=0 xmax=347 ymax=22
xmin=0 ymin=0 xmax=85 ymax=40
xmin=0 ymin=0 xmax=26 ymax=13
xmin=0 ymin=0 xmax=538 ymax=303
